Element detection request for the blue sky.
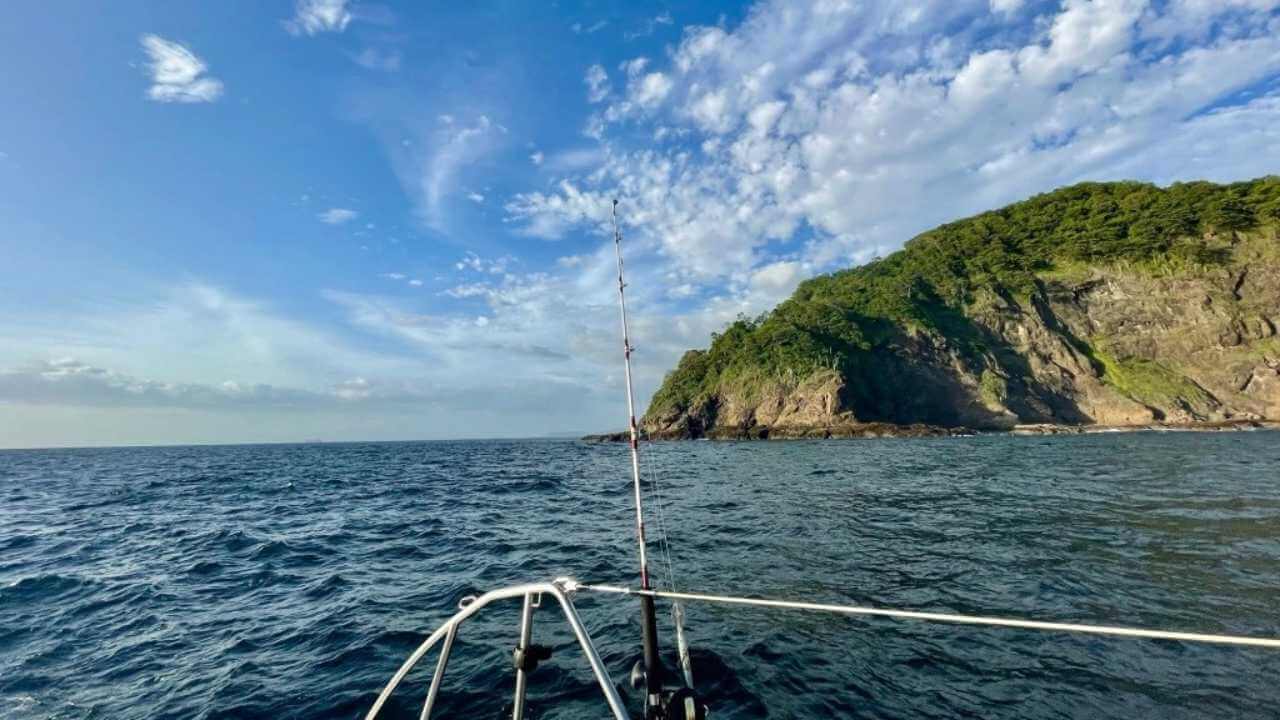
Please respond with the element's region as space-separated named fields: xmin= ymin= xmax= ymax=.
xmin=1 ymin=0 xmax=1278 ymax=448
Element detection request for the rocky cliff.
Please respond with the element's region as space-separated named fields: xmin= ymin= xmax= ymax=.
xmin=643 ymin=178 xmax=1280 ymax=439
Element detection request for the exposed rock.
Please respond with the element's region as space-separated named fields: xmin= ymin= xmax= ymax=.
xmin=640 ymin=230 xmax=1280 ymax=440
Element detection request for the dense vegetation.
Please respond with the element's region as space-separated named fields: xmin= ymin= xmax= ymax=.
xmin=648 ymin=177 xmax=1280 ymax=419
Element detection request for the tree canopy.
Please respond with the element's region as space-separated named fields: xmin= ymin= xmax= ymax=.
xmin=647 ymin=176 xmax=1280 ymax=418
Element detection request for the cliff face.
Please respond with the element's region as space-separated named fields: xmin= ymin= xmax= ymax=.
xmin=642 ymin=179 xmax=1280 ymax=439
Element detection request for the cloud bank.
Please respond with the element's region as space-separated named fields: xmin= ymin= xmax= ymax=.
xmin=511 ymin=0 xmax=1280 ymax=286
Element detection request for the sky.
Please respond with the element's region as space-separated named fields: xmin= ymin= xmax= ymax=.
xmin=1 ymin=0 xmax=1279 ymax=448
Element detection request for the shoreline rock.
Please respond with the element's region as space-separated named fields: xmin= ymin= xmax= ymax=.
xmin=1010 ymin=419 xmax=1280 ymax=435
xmin=583 ymin=418 xmax=1280 ymax=441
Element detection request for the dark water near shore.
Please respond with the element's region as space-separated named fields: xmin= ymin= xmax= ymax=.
xmin=2 ymin=433 xmax=1279 ymax=719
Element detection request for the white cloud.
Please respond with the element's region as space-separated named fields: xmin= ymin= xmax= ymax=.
xmin=1015 ymin=0 xmax=1146 ymax=86
xmin=357 ymin=111 xmax=506 ymax=225
xmin=333 ymin=376 xmax=371 ymax=400
xmin=622 ymin=57 xmax=650 ymax=78
xmin=352 ymin=46 xmax=402 ymax=71
xmin=0 ymin=274 xmax=721 ymax=445
xmin=0 ymin=256 xmax=801 ymax=445
xmin=749 ymin=260 xmax=805 ymax=298
xmin=632 ymin=72 xmax=674 ymax=108
xmin=0 ymin=354 xmax=580 ymax=420
xmin=1141 ymin=0 xmax=1280 ymax=43
xmin=139 ymin=35 xmax=223 ymax=104
xmin=416 ymin=115 xmax=504 ymax=231
xmin=585 ymin=64 xmax=611 ymax=103
xmin=408 ymin=279 xmax=424 ymax=287
xmin=572 ymin=20 xmax=608 ymax=35
xmin=0 ymin=284 xmax=417 ymax=393
xmin=0 ymin=358 xmax=453 ymax=412
xmin=530 ymin=151 xmax=545 ymax=166
xmin=318 ymin=207 xmax=359 ymax=224
xmin=0 ymin=279 xmax=633 ymax=441
xmin=0 ymin=358 xmax=324 ymax=409
xmin=381 ymin=272 xmax=407 ymax=280
xmin=286 ymin=0 xmax=352 ymax=35
xmin=990 ymin=0 xmax=1024 ymax=14
xmin=454 ymin=252 xmax=514 ymax=274
xmin=625 ymin=11 xmax=676 ymax=40
xmin=467 ymin=192 xmax=485 ymax=203
xmin=505 ymin=179 xmax=610 ymax=241
xmin=668 ymin=283 xmax=697 ymax=299
xmin=512 ymin=0 xmax=1280 ymax=284
xmin=541 ymin=147 xmax=607 ymax=173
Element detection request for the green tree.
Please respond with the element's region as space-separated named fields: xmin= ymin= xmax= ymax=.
xmin=1204 ymin=196 xmax=1256 ymax=232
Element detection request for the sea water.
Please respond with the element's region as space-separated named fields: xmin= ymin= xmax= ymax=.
xmin=2 ymin=433 xmax=1279 ymax=718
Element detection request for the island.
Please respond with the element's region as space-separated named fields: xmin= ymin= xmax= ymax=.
xmin=596 ymin=177 xmax=1280 ymax=440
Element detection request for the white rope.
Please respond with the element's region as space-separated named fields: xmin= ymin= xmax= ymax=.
xmin=578 ymin=584 xmax=1280 ymax=649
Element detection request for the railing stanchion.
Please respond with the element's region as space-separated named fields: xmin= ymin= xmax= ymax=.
xmin=511 ymin=593 xmax=535 ymax=720
xmin=419 ymin=624 xmax=456 ymax=720
xmin=365 ymin=581 xmax=627 ymax=720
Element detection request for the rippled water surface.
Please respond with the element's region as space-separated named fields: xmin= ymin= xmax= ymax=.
xmin=2 ymin=433 xmax=1279 ymax=719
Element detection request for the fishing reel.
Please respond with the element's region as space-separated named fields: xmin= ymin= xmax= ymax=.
xmin=662 ymin=688 xmax=707 ymax=720
xmin=629 ymin=661 xmax=707 ymax=720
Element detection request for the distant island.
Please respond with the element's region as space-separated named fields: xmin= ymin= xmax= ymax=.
xmin=613 ymin=177 xmax=1280 ymax=440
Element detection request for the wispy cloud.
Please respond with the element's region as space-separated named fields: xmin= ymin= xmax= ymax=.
xmin=540 ymin=147 xmax=607 ymax=174
xmin=0 ymin=358 xmax=328 ymax=409
xmin=0 ymin=356 xmax=566 ymax=418
xmin=454 ymin=251 xmax=514 ymax=274
xmin=0 ymin=283 xmax=419 ymax=394
xmin=351 ymin=46 xmax=402 ymax=71
xmin=285 ymin=0 xmax=353 ymax=35
xmin=625 ymin=11 xmax=674 ymax=40
xmin=415 ymin=115 xmax=506 ymax=231
xmin=571 ymin=20 xmax=608 ymax=35
xmin=139 ymin=35 xmax=223 ymax=104
xmin=0 ymin=268 xmax=750 ymax=444
xmin=318 ymin=207 xmax=358 ymax=224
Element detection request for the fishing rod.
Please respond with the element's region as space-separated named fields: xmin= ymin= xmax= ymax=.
xmin=611 ymin=199 xmax=704 ymax=720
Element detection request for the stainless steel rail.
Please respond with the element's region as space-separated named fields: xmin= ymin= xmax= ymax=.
xmin=364 ymin=579 xmax=628 ymax=720
xmin=511 ymin=593 xmax=535 ymax=720
xmin=417 ymin=623 xmax=454 ymax=720
xmin=370 ymin=575 xmax=1280 ymax=720
xmin=580 ymin=583 xmax=1280 ymax=649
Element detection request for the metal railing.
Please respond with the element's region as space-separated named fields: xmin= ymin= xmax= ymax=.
xmin=364 ymin=578 xmax=628 ymax=720
xmin=368 ymin=576 xmax=1280 ymax=720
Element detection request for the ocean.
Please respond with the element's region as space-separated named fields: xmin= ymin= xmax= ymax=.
xmin=2 ymin=433 xmax=1279 ymax=718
